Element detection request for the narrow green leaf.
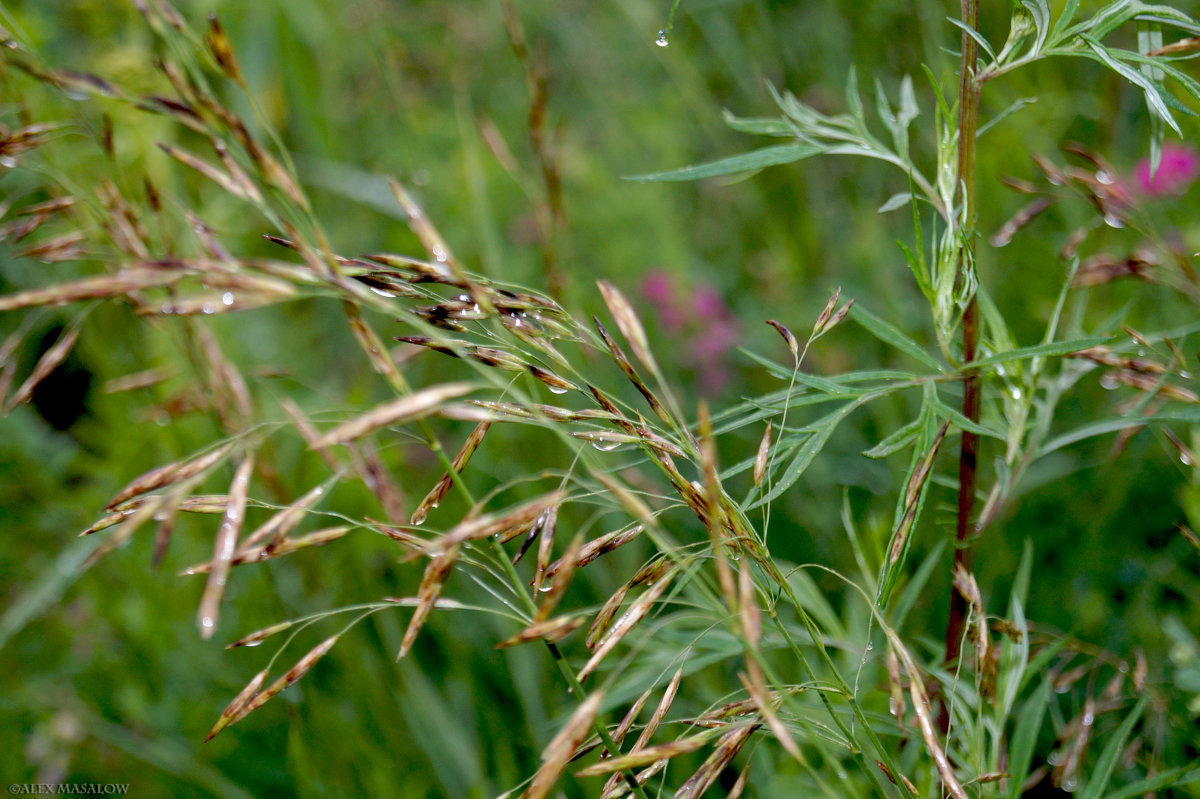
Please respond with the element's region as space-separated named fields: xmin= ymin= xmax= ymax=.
xmin=625 ymin=143 xmax=825 ymax=182
xmin=888 ymin=538 xmax=946 ymax=628
xmin=863 ymin=417 xmax=922 ymax=459
xmin=748 ymin=400 xmax=862 ymax=510
xmin=1049 ymin=0 xmax=1083 ymax=45
xmin=1080 ymin=698 xmax=1147 ymax=799
xmin=1007 ymin=678 xmax=1052 ymax=799
xmin=1103 ymin=763 xmax=1200 ymax=799
xmin=1080 ymin=38 xmax=1180 ymax=133
xmin=948 ymin=16 xmax=998 ymax=62
xmin=721 ymin=111 xmax=793 ymax=136
xmin=878 ymin=193 xmax=912 ymax=213
xmin=850 ymin=305 xmax=943 ymax=371
xmin=965 ymin=336 xmax=1111 ymax=371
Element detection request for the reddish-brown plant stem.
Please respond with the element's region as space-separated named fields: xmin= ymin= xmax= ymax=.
xmin=944 ymin=0 xmax=982 ymax=683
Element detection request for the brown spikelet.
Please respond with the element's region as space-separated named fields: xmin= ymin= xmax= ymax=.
xmin=206 ymin=634 xmax=340 ymax=741
xmin=888 ymin=420 xmax=950 ymax=566
xmin=419 ymin=491 xmax=566 ymax=557
xmin=387 ymin=178 xmax=462 ymax=277
xmin=990 ymin=196 xmax=1056 ymax=247
xmin=534 ymin=531 xmax=581 ymax=622
xmin=495 ymin=615 xmax=584 ymax=648
xmin=765 ymin=320 xmax=798 ymax=361
xmin=226 ymin=620 xmax=295 ymax=649
xmin=597 ymin=280 xmax=657 ymax=375
xmin=311 ymin=383 xmax=475 ymax=450
xmin=13 ymin=231 xmax=86 ymax=263
xmin=204 ymin=14 xmax=244 ymax=86
xmin=578 ymin=568 xmax=674 ymax=682
xmin=106 ymin=441 xmax=237 ymax=510
xmin=198 ymin=453 xmax=255 ymax=638
xmin=521 ymin=691 xmax=604 ymax=799
xmin=5 ymin=319 xmax=82 ymax=413
xmin=631 ymin=665 xmax=683 ymax=751
xmin=235 ymin=477 xmax=337 ymax=557
xmin=411 ymin=422 xmax=491 ymax=525
xmin=884 ymin=629 xmax=968 ymax=799
xmin=158 ymin=142 xmax=257 ymax=201
xmin=753 ymin=422 xmax=773 ymax=487
xmin=182 ymin=526 xmax=349 ymax=574
xmin=398 ymin=547 xmax=458 ymax=659
xmin=576 ymin=735 xmax=710 ymax=777
xmin=1148 ymin=35 xmax=1200 ymax=56
xmin=674 ymin=722 xmax=758 ymax=799
xmin=738 ymin=668 xmax=801 ymax=762
xmin=204 ymin=668 xmax=268 ymax=742
xmin=0 ymin=270 xmax=185 ymax=312
xmin=547 ymin=524 xmax=642 ymax=579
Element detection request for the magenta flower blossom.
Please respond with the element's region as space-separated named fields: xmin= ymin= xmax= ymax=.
xmin=1134 ymin=143 xmax=1198 ymax=196
xmin=640 ymin=270 xmax=741 ymax=393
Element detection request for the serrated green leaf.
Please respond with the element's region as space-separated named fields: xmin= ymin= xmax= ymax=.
xmin=625 ymin=143 xmax=826 ymax=182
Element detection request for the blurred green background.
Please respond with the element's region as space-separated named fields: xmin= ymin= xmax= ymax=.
xmin=1 ymin=0 xmax=1199 ymax=795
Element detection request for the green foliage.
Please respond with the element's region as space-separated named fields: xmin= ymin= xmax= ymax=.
xmin=2 ymin=0 xmax=1200 ymax=797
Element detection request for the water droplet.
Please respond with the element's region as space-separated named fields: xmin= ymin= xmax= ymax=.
xmin=1103 ymin=213 xmax=1125 ymax=229
xmin=1009 ymin=386 xmax=1021 ymax=401
xmin=547 ymin=384 xmax=569 ymax=395
xmin=1096 ymin=169 xmax=1114 ymax=185
xmin=0 ymin=156 xmax=17 ymax=168
xmin=655 ymin=29 xmax=669 ymax=47
xmin=1100 ymin=373 xmax=1120 ymax=390
xmin=201 ymin=302 xmax=215 ymax=314
xmin=201 ymin=616 xmax=215 ymax=629
xmin=432 ymin=243 xmax=448 ymax=263
xmin=160 ymin=302 xmax=175 ymax=314
xmin=221 ymin=291 xmax=235 ymax=306
xmin=243 ymin=639 xmax=263 ymax=648
xmin=865 ymin=642 xmax=874 ymax=651
xmin=1182 ymin=451 xmax=1194 ymax=466
xmin=457 ymin=294 xmax=471 ymax=303
xmin=1062 ymin=776 xmax=1079 ymax=793
xmin=369 ymin=287 xmax=397 ymax=298
xmin=537 ymin=584 xmax=554 ymax=593
xmin=591 ymin=436 xmax=621 ymax=452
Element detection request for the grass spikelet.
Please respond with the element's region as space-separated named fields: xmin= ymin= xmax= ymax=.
xmin=576 ymin=735 xmax=710 ymax=777
xmin=206 ymin=634 xmax=340 ymax=741
xmin=226 ymin=620 xmax=295 ymax=649
xmin=765 ymin=320 xmax=798 ymax=362
xmin=105 ymin=441 xmax=237 ymax=510
xmin=631 ymin=665 xmax=683 ymax=750
xmin=204 ymin=14 xmax=244 ymax=86
xmin=398 ymin=548 xmax=458 ymax=659
xmin=236 ymin=476 xmax=338 ymax=556
xmin=183 ymin=526 xmax=349 ymax=574
xmin=387 ymin=178 xmax=464 ymax=281
xmin=13 ymin=231 xmax=86 ymax=263
xmin=547 ymin=524 xmax=641 ymax=578
xmin=597 ymin=280 xmax=656 ymax=375
xmin=593 ymin=316 xmax=672 ymax=425
xmin=411 ymin=422 xmax=491 ymax=525
xmin=157 ymin=142 xmax=257 ymax=202
xmin=578 ymin=568 xmax=674 ymax=682
xmin=310 ymin=383 xmax=475 ymax=449
xmin=421 ymin=491 xmax=566 ymax=556
xmin=197 ymin=453 xmax=255 ymax=638
xmin=520 ymin=691 xmax=604 ymax=799
xmin=495 ymin=615 xmax=584 ymax=648
xmin=204 ymin=668 xmax=267 ymax=742
xmin=530 ymin=511 xmax=567 ymax=597
xmin=674 ymin=722 xmax=757 ymax=799
xmin=4 ymin=317 xmax=82 ymax=413
xmin=884 ymin=628 xmax=968 ymax=799
xmin=0 ymin=269 xmax=184 ymax=312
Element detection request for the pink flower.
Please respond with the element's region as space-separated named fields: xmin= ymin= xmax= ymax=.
xmin=639 ymin=271 xmax=741 ymax=394
xmin=1134 ymin=143 xmax=1198 ymax=196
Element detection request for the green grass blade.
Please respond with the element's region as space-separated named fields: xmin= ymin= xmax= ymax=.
xmin=1080 ymin=697 xmax=1147 ymax=799
xmin=850 ymin=304 xmax=943 ymax=371
xmin=625 ymin=143 xmax=826 ymax=182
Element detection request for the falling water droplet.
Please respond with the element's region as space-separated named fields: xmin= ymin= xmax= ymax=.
xmin=547 ymin=384 xmax=569 ymax=395
xmin=221 ymin=291 xmax=235 ymax=306
xmin=655 ymin=29 xmax=669 ymax=47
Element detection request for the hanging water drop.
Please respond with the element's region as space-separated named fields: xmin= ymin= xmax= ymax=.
xmin=655 ymin=29 xmax=669 ymax=47
xmin=369 ymin=287 xmax=397 ymax=298
xmin=1103 ymin=213 xmax=1125 ymax=229
xmin=1095 ymin=169 xmax=1114 ymax=185
xmin=591 ymin=436 xmax=621 ymax=452
xmin=201 ymin=301 xmax=216 ymax=314
xmin=547 ymin=384 xmax=569 ymax=395
xmin=1100 ymin=373 xmax=1120 ymax=390
xmin=221 ymin=291 xmax=235 ymax=306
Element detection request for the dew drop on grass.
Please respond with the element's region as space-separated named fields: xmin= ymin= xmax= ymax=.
xmin=221 ymin=292 xmax=235 ymax=306
xmin=369 ymin=287 xmax=397 ymax=298
xmin=537 ymin=584 xmax=553 ymax=593
xmin=432 ymin=243 xmax=448 ymax=263
xmin=160 ymin=302 xmax=175 ymax=314
xmin=243 ymin=639 xmax=263 ymax=648
xmin=655 ymin=29 xmax=669 ymax=47
xmin=1100 ymin=373 xmax=1120 ymax=390
xmin=201 ymin=302 xmax=215 ymax=315
xmin=591 ymin=436 xmax=621 ymax=452
xmin=1103 ymin=213 xmax=1125 ymax=229
xmin=0 ymin=156 xmax=17 ymax=168
xmin=547 ymin=384 xmax=569 ymax=395
xmin=1096 ymin=169 xmax=1114 ymax=185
